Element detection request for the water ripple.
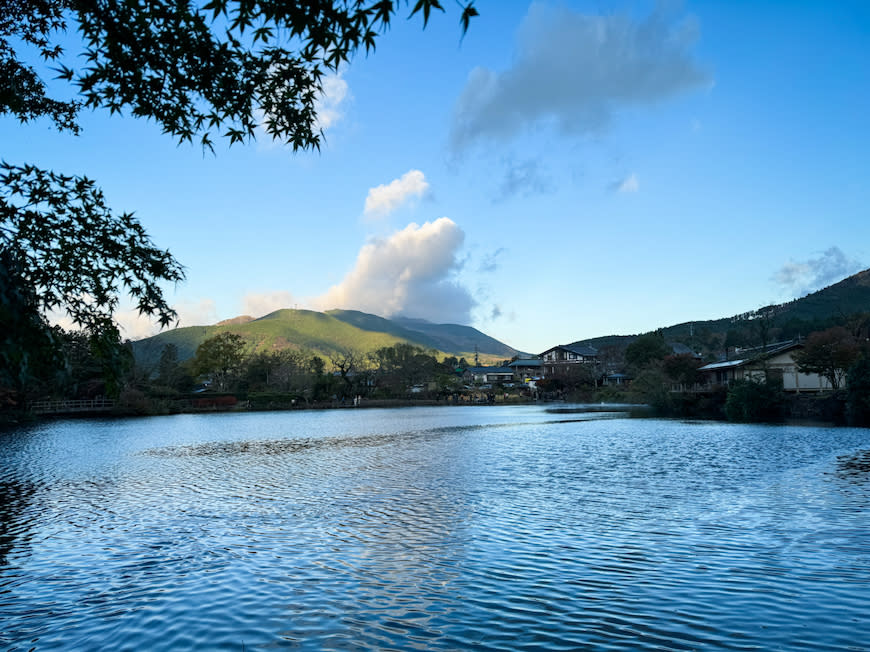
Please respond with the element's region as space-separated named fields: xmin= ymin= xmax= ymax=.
xmin=1 ymin=407 xmax=869 ymax=649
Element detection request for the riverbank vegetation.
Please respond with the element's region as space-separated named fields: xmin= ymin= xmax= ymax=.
xmin=6 ymin=315 xmax=870 ymax=427
xmin=612 ymin=319 xmax=870 ymax=426
xmin=3 ymin=332 xmax=511 ymax=421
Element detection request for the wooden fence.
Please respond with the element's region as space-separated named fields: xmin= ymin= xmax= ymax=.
xmin=28 ymin=398 xmax=117 ymax=415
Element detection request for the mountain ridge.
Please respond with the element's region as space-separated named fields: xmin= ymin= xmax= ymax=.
xmin=571 ymin=267 xmax=870 ymax=355
xmin=132 ymin=268 xmax=870 ymax=368
xmin=131 ymin=308 xmax=519 ymax=368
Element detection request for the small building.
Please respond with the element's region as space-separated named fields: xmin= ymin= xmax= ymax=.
xmin=465 ymin=366 xmax=515 ymax=385
xmin=668 ymin=342 xmax=701 ymax=358
xmin=508 ymin=357 xmax=543 ymax=381
xmin=603 ymin=372 xmax=631 ymax=387
xmin=539 ymin=344 xmax=599 ymax=378
xmin=696 ymin=341 xmax=831 ymax=393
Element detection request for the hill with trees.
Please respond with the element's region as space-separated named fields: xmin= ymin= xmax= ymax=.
xmin=131 ymin=309 xmax=518 ymax=371
xmin=572 ymin=268 xmax=870 ymax=359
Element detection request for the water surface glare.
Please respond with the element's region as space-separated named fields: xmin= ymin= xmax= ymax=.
xmin=1 ymin=405 xmax=869 ymax=650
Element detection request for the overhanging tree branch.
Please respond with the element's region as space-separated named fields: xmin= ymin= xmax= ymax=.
xmin=0 ymin=162 xmax=185 ymax=332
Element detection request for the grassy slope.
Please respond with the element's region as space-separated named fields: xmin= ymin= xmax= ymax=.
xmin=239 ymin=309 xmax=411 ymax=354
xmin=325 ymin=310 xmax=445 ymax=351
xmin=132 ymin=309 xmax=517 ymax=368
xmin=391 ymin=316 xmax=521 ymax=358
xmin=328 ymin=310 xmax=519 ymax=358
xmin=132 ymin=325 xmax=216 ymax=370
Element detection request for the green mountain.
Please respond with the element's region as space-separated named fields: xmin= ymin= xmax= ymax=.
xmin=572 ymin=268 xmax=870 ymax=356
xmin=391 ymin=316 xmax=525 ymax=358
xmin=131 ymin=308 xmax=519 ymax=369
xmin=133 ymin=270 xmax=870 ymax=370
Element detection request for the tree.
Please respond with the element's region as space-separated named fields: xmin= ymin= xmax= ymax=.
xmin=309 ymin=355 xmax=325 ymax=378
xmin=1 ymin=163 xmax=185 ymax=333
xmin=846 ymin=356 xmax=870 ymax=427
xmin=629 ymin=365 xmax=671 ymax=414
xmin=1 ymin=0 xmax=79 ymax=133
xmin=0 ymin=247 xmax=62 ymax=395
xmin=155 ymin=343 xmax=194 ymax=392
xmin=0 ymin=162 xmax=184 ymax=401
xmin=242 ymin=349 xmax=307 ymax=393
xmin=368 ymin=343 xmax=441 ymax=395
xmin=193 ymin=332 xmax=246 ymax=390
xmin=55 ymin=327 xmax=134 ymax=398
xmin=754 ymin=306 xmax=778 ymax=350
xmin=625 ymin=332 xmax=670 ymax=371
xmin=662 ymin=353 xmax=702 ymax=387
xmin=793 ymin=326 xmax=860 ymax=391
xmin=2 ymin=0 xmax=477 ymax=395
xmin=328 ymin=349 xmax=364 ymax=398
xmin=4 ymin=0 xmax=477 ymax=149
xmin=724 ymin=377 xmax=786 ymax=423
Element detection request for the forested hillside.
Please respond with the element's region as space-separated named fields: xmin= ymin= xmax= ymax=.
xmin=132 ymin=309 xmax=518 ymax=368
xmin=572 ymin=268 xmax=870 ymax=358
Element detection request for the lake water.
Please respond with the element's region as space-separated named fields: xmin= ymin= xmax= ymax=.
xmin=1 ymin=405 xmax=869 ymax=650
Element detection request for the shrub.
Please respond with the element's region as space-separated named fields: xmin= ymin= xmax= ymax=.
xmin=725 ymin=378 xmax=786 ymax=422
xmin=846 ymin=356 xmax=870 ymax=427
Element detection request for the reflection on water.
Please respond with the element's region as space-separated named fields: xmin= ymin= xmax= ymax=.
xmin=835 ymin=449 xmax=870 ymax=479
xmin=1 ymin=405 xmax=869 ymax=650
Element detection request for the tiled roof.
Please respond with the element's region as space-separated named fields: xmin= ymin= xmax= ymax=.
xmin=540 ymin=344 xmax=598 ymax=357
xmin=699 ymin=340 xmax=803 ymax=371
xmin=467 ymin=366 xmax=514 ymax=374
xmin=509 ymin=359 xmax=542 ymax=368
xmin=698 ymin=359 xmax=748 ymax=371
xmin=732 ymin=340 xmax=800 ymax=358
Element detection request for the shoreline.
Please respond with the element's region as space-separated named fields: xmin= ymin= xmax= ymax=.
xmin=4 ymin=396 xmax=849 ymax=430
xmin=5 ymin=396 xmax=543 ymax=426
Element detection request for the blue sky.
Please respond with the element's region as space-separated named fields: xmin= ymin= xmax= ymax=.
xmin=4 ymin=1 xmax=870 ymax=353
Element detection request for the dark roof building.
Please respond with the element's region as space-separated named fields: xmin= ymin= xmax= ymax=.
xmin=465 ymin=366 xmax=515 ymax=383
xmin=539 ymin=344 xmax=599 ymax=377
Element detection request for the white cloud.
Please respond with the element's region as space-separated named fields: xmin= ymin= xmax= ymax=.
xmin=173 ymin=298 xmax=218 ymax=328
xmin=314 ymin=71 xmax=350 ymax=131
xmin=241 ymin=291 xmax=296 ymax=318
xmin=44 ymin=294 xmax=174 ymax=340
xmin=773 ymin=247 xmax=864 ymax=296
xmin=616 ymin=173 xmax=639 ymax=193
xmin=47 ymin=296 xmax=218 ymax=341
xmin=450 ymin=3 xmax=709 ymax=151
xmin=363 ymin=170 xmax=430 ymax=219
xmin=114 ymin=309 xmax=165 ymax=340
xmin=313 ymin=217 xmax=474 ymax=323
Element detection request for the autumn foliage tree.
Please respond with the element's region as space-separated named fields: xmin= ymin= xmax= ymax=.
xmin=793 ymin=326 xmax=860 ymax=391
